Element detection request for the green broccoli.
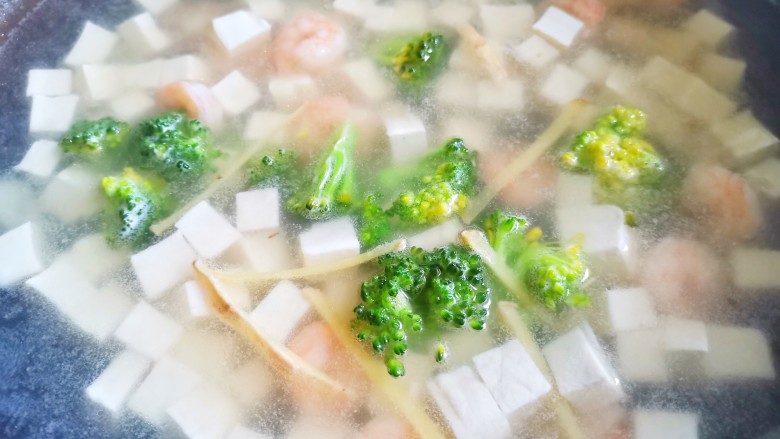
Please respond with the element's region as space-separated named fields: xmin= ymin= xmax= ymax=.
xmin=357 ymin=193 xmax=392 ymax=249
xmin=246 ymin=148 xmax=299 ymax=196
xmin=353 ymin=245 xmax=491 ymax=377
xmin=370 ymin=32 xmax=449 ymax=90
xmin=286 ymin=123 xmax=358 ymax=220
xmin=101 ymin=168 xmax=168 ymax=250
xmin=59 ymin=117 xmax=130 ymax=159
xmin=483 ymin=210 xmax=590 ymax=311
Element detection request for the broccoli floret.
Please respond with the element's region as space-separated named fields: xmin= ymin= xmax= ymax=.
xmin=130 ymin=112 xmax=219 ymax=182
xmin=357 ymin=193 xmax=392 ymax=249
xmin=371 ymin=32 xmax=449 ymax=90
xmin=483 ymin=210 xmax=590 ymax=311
xmin=101 ymin=168 xmax=168 ymax=250
xmin=353 ymin=246 xmax=491 ymax=377
xmin=246 ymin=148 xmax=299 ymax=196
xmin=286 ymin=123 xmax=358 ymax=220
xmin=59 ymin=117 xmax=130 ymax=159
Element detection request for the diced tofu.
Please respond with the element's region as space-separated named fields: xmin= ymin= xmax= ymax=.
xmin=160 ymin=55 xmax=210 ymax=84
xmin=238 ymin=189 xmax=283 ymax=235
xmin=118 ymin=12 xmax=171 ymax=55
xmin=437 ymin=116 xmax=492 ymax=152
xmin=364 ymin=2 xmax=428 ymax=33
xmin=634 ymin=409 xmax=699 ymax=439
xmin=342 ymin=58 xmax=391 ymax=102
xmin=479 ymin=4 xmax=535 ymax=41
xmin=607 ymin=287 xmax=658 ymax=332
xmin=26 ymin=69 xmax=72 ymax=96
xmin=710 ymin=111 xmax=778 ymax=167
xmin=472 ymin=340 xmax=552 ymax=423
xmin=430 ymin=1 xmax=474 ymax=29
xmin=25 ymin=259 xmax=106 ymax=328
xmin=14 ymin=139 xmax=62 ymax=179
xmin=114 ymin=301 xmax=184 ymax=360
xmin=673 ymin=77 xmax=736 ymax=123
xmin=556 ymin=173 xmax=594 ymax=207
xmin=684 ymin=9 xmax=733 ymax=47
xmin=407 ymin=219 xmax=464 ymax=251
xmin=70 ymin=284 xmax=135 ymax=341
xmin=29 ymin=94 xmax=79 ymax=133
xmin=224 ymin=232 xmax=293 ymax=272
xmin=616 ymin=328 xmax=669 ymax=383
xmin=134 ymin=0 xmax=178 ymax=15
xmin=123 ymin=59 xmax=164 ymax=90
xmin=512 ymin=35 xmax=561 ymax=71
xmin=268 ymin=75 xmax=318 ymax=110
xmin=573 ymin=48 xmax=611 ymax=83
xmin=384 ymin=110 xmax=429 ymax=165
xmin=86 ymin=350 xmax=152 ymax=414
xmin=0 ymin=222 xmax=44 ymax=286
xmin=477 ymin=79 xmax=525 ymax=112
xmin=243 ymin=110 xmax=287 ymax=141
xmin=127 ymin=356 xmax=203 ymax=425
xmin=64 ymin=22 xmax=118 ymax=66
xmin=227 ymin=425 xmax=272 ymax=439
xmin=333 ymin=0 xmax=375 ymax=19
xmin=435 ymin=72 xmax=478 ymax=109
xmin=181 ymin=280 xmax=212 ymax=319
xmin=532 ymin=6 xmax=584 ymax=48
xmin=40 ymin=165 xmax=102 ymax=222
xmin=298 ymin=218 xmax=360 ymax=267
xmin=249 ymin=280 xmax=310 ymax=343
xmin=246 ymin=0 xmax=286 ymax=21
xmin=697 ymin=53 xmax=745 ymax=94
xmin=176 ymin=201 xmax=241 ymax=259
xmin=172 ymin=329 xmax=239 ymax=379
xmin=745 ymin=158 xmax=780 ymax=200
xmin=168 ymin=383 xmax=242 ymax=439
xmin=543 ymin=324 xmax=624 ymax=410
xmin=0 ymin=180 xmax=38 ymax=229
xmin=109 ymin=92 xmax=156 ymax=123
xmin=227 ymin=357 xmax=274 ymax=407
xmin=131 ymin=231 xmax=197 ymax=300
xmin=702 ymin=325 xmax=775 ymax=379
xmin=212 ymin=10 xmax=272 ymax=54
xmin=539 ymin=64 xmax=589 ymax=106
xmin=79 ymin=64 xmax=126 ymax=100
xmin=638 ymin=56 xmax=693 ymax=100
xmin=663 ymin=317 xmax=708 ymax=352
xmin=211 ymin=70 xmax=261 ymax=115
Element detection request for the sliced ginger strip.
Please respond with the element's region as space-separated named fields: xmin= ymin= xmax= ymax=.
xmin=456 ymin=24 xmax=509 ymax=82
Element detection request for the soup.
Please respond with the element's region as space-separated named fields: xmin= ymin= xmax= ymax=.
xmin=1 ymin=0 xmax=778 ymax=438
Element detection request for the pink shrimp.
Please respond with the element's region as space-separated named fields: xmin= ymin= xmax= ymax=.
xmin=272 ymin=14 xmax=348 ymax=74
xmin=681 ymin=164 xmax=762 ymax=243
xmin=157 ymin=81 xmax=224 ymax=129
xmin=553 ymin=0 xmax=606 ymax=26
xmin=478 ymin=150 xmax=559 ymax=210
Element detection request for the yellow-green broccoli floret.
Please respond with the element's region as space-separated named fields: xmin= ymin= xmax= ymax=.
xmin=59 ymin=117 xmax=130 ymax=159
xmin=371 ymin=32 xmax=449 ymax=90
xmin=101 ymin=168 xmax=168 ymax=250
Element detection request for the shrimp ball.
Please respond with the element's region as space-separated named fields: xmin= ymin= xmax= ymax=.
xmin=157 ymin=81 xmax=224 ymax=129
xmin=273 ymin=14 xmax=348 ymax=74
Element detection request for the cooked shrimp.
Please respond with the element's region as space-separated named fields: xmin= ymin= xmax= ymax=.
xmin=553 ymin=0 xmax=606 ymax=26
xmin=353 ymin=414 xmax=411 ymax=439
xmin=681 ymin=164 xmax=762 ymax=243
xmin=638 ymin=237 xmax=726 ymax=318
xmin=478 ymin=150 xmax=559 ymax=210
xmin=157 ymin=81 xmax=224 ymax=129
xmin=286 ymin=95 xmax=352 ymax=158
xmin=273 ymin=14 xmax=348 ymax=74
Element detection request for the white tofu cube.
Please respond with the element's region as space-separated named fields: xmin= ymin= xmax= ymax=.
xmin=224 ymin=232 xmax=292 ymax=272
xmin=118 ymin=12 xmax=171 ymax=55
xmin=607 ymin=287 xmax=658 ymax=332
xmin=79 ymin=64 xmax=127 ymax=101
xmin=109 ymin=92 xmax=156 ymax=123
xmin=532 ymin=6 xmax=584 ymax=48
xmin=40 ymin=165 xmax=102 ymax=222
xmin=123 ymin=59 xmax=164 ymax=90
xmin=243 ymin=110 xmax=287 ymax=141
xmin=472 ymin=340 xmax=551 ymax=423
xmin=0 ymin=222 xmax=44 ymax=286
xmin=663 ymin=317 xmax=708 ymax=352
xmin=543 ymin=324 xmax=624 ymax=410
xmin=540 ymin=64 xmax=589 ymax=106
xmin=745 ymin=158 xmax=780 ymax=200
xmin=674 ymin=77 xmax=736 ymax=123
xmin=573 ymin=48 xmax=611 ymax=83
xmin=702 ymin=325 xmax=775 ymax=379
xmin=64 ymin=22 xmax=118 ymax=66
xmin=711 ymin=111 xmax=778 ymax=167
xmin=342 ymin=58 xmax=391 ymax=102
xmin=227 ymin=358 xmax=274 ymax=407
xmin=160 ymin=55 xmax=210 ymax=84
xmin=70 ymin=284 xmax=135 ymax=341
xmin=212 ymin=10 xmax=271 ymax=54
xmin=298 ymin=218 xmax=360 ymax=267
xmin=616 ymin=328 xmax=669 ymax=383
xmin=437 ymin=116 xmax=492 ymax=153
xmin=407 ymin=219 xmax=464 ymax=251
xmin=732 ymin=248 xmax=780 ymax=291
xmin=697 ymin=53 xmax=745 ymax=94
xmin=176 ymin=201 xmax=241 ymax=259
xmin=14 ymin=139 xmax=62 ymax=179
xmin=0 ymin=180 xmax=39 ymax=229
xmin=114 ymin=301 xmax=183 ymax=360
xmin=477 ymin=79 xmax=525 ymax=112
xmin=634 ymin=410 xmax=699 ymax=439
xmin=333 ymin=0 xmax=375 ymax=19
xmin=431 ymin=1 xmax=474 ymax=29
xmin=227 ymin=425 xmax=271 ymax=439
xmin=26 ymin=69 xmax=72 ymax=96
xmin=86 ymin=350 xmax=152 ymax=414
xmin=268 ymin=75 xmax=318 ymax=110
xmin=639 ymin=56 xmax=692 ymax=100
xmin=427 ymin=366 xmax=512 ymax=439
xmin=134 ymin=0 xmax=178 ymax=15
xmin=29 ymin=94 xmax=79 ymax=133
xmin=181 ymin=280 xmax=212 ymax=319
xmin=246 ymin=0 xmax=285 ymax=21
xmin=684 ymin=9 xmax=733 ymax=47
xmin=168 ymin=383 xmax=242 ymax=439
xmin=479 ymin=4 xmax=535 ymax=41
xmin=364 ymin=2 xmax=428 ymax=33
xmin=131 ymin=231 xmax=197 ymax=300
xmin=512 ymin=35 xmax=561 ymax=71
xmin=249 ymin=280 xmax=310 ymax=343
xmin=435 ymin=72 xmax=478 ymax=109
xmin=556 ymin=173 xmax=594 ymax=207
xmin=384 ymin=111 xmax=429 ymax=165
xmin=172 ymin=329 xmax=239 ymax=379
xmin=211 ymin=70 xmax=261 ymax=115
xmin=127 ymin=356 xmax=203 ymax=425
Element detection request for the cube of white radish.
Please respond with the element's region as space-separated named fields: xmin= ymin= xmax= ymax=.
xmin=168 ymin=383 xmax=242 ymax=439
xmin=472 ymin=340 xmax=552 ymax=422
xmin=333 ymin=0 xmax=375 ymax=19
xmin=0 ymin=180 xmax=38 ymax=229
xmin=212 ymin=10 xmax=271 ymax=54
xmin=663 ymin=317 xmax=708 ymax=352
xmin=14 ymin=139 xmax=62 ymax=179
xmin=79 ymin=64 xmax=126 ymax=100
xmin=26 ymin=69 xmax=72 ymax=96
xmin=249 ymin=280 xmax=310 ymax=343
xmin=131 ymin=231 xmax=197 ymax=300
xmin=711 ymin=111 xmax=779 ymax=167
xmin=118 ymin=13 xmax=171 ymax=55
xmin=64 ymin=22 xmax=118 ymax=66
xmin=384 ymin=111 xmax=428 ymax=165
xmin=697 ymin=53 xmax=745 ymax=94
xmin=70 ymin=284 xmax=135 ymax=341
xmin=244 ymin=110 xmax=287 ymax=141
xmin=29 ymin=94 xmax=79 ymax=133
xmin=86 ymin=350 xmax=152 ymax=414
xmin=225 ymin=232 xmax=293 ymax=272
xmin=160 ymin=55 xmax=210 ymax=84
xmin=227 ymin=358 xmax=274 ymax=407
xmin=134 ymin=0 xmax=178 ymax=15
xmin=435 ymin=72 xmax=478 ymax=109
xmin=479 ymin=4 xmax=535 ymax=41
xmin=40 ymin=165 xmax=102 ymax=222
xmin=181 ymin=280 xmax=212 ymax=319
xmin=0 ymin=222 xmax=44 ymax=286
xmin=540 ymin=64 xmax=589 ymax=106
xmin=674 ymin=77 xmax=736 ymax=123
xmin=512 ymin=35 xmax=561 ymax=71
xmin=211 ymin=70 xmax=261 ymax=115
xmin=616 ymin=329 xmax=669 ymax=383
xmin=684 ymin=9 xmax=733 ymax=47
xmin=65 ymin=232 xmax=130 ymax=282
xmin=114 ymin=301 xmax=184 ymax=360
xmin=543 ymin=324 xmax=624 ymax=410
xmin=110 ymin=92 xmax=156 ymax=122
xmin=477 ymin=79 xmax=525 ymax=112
xmin=407 ymin=219 xmax=464 ymax=251
xmin=246 ymin=0 xmax=285 ymax=21
xmin=556 ymin=173 xmax=594 ymax=207
xmin=123 ymin=59 xmax=164 ymax=90
xmin=431 ymin=1 xmax=474 ymax=29
xmin=702 ymin=325 xmax=775 ymax=379
xmin=25 ymin=259 xmax=101 ymax=321
xmin=745 ymin=158 xmax=780 ymax=200
xmin=342 ymin=58 xmax=391 ymax=102
xmin=176 ymin=201 xmax=241 ymax=259
xmin=172 ymin=329 xmax=239 ymax=379
xmin=607 ymin=287 xmax=658 ymax=332
xmin=634 ymin=410 xmax=699 ymax=439
xmin=267 ymin=75 xmax=318 ymax=110
xmin=532 ymin=6 xmax=584 ymax=48
xmin=227 ymin=425 xmax=271 ymax=439
xmin=573 ymin=48 xmax=611 ymax=83
xmin=127 ymin=356 xmax=202 ymax=425
xmin=298 ymin=218 xmax=360 ymax=267
xmin=427 ymin=366 xmax=512 ymax=439
xmin=638 ymin=56 xmax=692 ymax=100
